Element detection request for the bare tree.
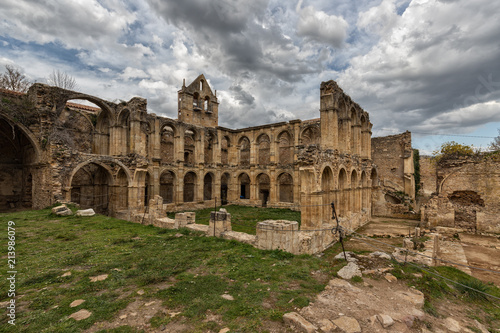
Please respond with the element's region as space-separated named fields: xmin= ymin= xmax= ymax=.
xmin=0 ymin=64 xmax=31 ymax=92
xmin=490 ymin=129 xmax=500 ymax=151
xmin=47 ymin=70 xmax=77 ymax=90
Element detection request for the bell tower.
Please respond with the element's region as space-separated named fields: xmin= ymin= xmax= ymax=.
xmin=178 ymin=74 xmax=219 ymax=127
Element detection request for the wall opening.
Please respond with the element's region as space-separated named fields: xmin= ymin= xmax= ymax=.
xmin=71 ymin=163 xmax=111 ymax=215
xmin=239 ymin=137 xmax=250 ymax=166
xmin=278 ymin=131 xmax=292 ymax=165
xmin=257 ymin=134 xmax=270 ymax=165
xmin=204 ymin=173 xmax=213 ymax=200
xmin=257 ymin=173 xmax=270 ymax=207
xmin=115 ymin=169 xmax=128 ymax=210
xmin=0 ymin=118 xmax=37 ymax=211
xmin=239 ymin=173 xmax=250 ymax=199
xmin=184 ymin=129 xmax=196 ymax=165
xmin=183 ymin=172 xmax=197 ymax=202
xmin=161 ymin=125 xmax=175 ymax=164
xmin=221 ymin=173 xmax=230 ymax=205
xmin=160 ymin=171 xmax=175 ymax=204
xmin=278 ymin=172 xmax=294 ymax=203
xmin=301 ymin=126 xmax=320 ymax=145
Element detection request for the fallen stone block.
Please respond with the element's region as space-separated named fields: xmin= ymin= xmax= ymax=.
xmin=337 ymin=262 xmax=362 ymax=280
xmin=52 ymin=204 xmax=73 ymax=216
xmin=333 ymin=316 xmax=361 ymax=333
xmin=76 ymin=208 xmax=95 ymax=217
xmin=283 ymin=312 xmax=317 ymax=333
xmin=377 ymin=314 xmax=394 ymax=328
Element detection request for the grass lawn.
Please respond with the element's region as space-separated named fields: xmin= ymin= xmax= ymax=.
xmin=1 ymin=207 xmax=498 ymax=332
xmin=167 ymin=205 xmax=301 ymax=235
xmin=0 ymin=207 xmax=324 ymax=333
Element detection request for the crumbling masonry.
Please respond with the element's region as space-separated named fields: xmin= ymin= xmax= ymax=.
xmin=0 ymin=75 xmax=379 ymax=241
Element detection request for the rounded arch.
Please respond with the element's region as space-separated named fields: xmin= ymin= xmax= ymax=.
xmin=278 ymin=172 xmax=294 ymax=203
xmin=70 ymin=161 xmax=113 ymax=214
xmin=278 ymin=130 xmax=293 ymax=165
xmin=65 ymin=94 xmax=114 ymax=123
xmin=160 ymin=170 xmax=176 ymax=204
xmin=238 ymin=136 xmax=251 ymax=166
xmin=184 ymin=128 xmax=198 ymax=165
xmin=69 ymin=158 xmax=132 ymax=187
xmin=0 ymin=114 xmax=42 ymax=210
xmin=300 ymin=126 xmax=320 ymax=145
xmin=0 ymin=113 xmax=42 ymax=164
xmin=338 ymin=168 xmax=348 ymax=190
xmin=221 ymin=135 xmax=231 ymax=165
xmin=183 ymin=171 xmax=198 ymax=202
xmin=238 ymin=172 xmax=251 ymax=199
xmin=220 ymin=172 xmax=231 ymax=205
xmin=161 ymin=124 xmax=176 ymax=164
xmin=256 ymin=173 xmax=270 ymax=207
xmin=203 ymin=172 xmax=214 ymax=200
xmin=350 ymin=169 xmax=358 ymax=188
xmin=204 ymin=130 xmax=216 ymax=164
xmin=257 ymin=133 xmax=271 ymax=165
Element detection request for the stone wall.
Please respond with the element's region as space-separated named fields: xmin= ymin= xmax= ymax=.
xmin=371 ymin=131 xmax=416 ymax=217
xmin=0 ymin=76 xmax=376 ymax=231
xmin=422 ymin=154 xmax=500 ymax=233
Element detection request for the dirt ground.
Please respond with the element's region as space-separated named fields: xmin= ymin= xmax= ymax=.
xmin=355 ymin=218 xmax=500 ymax=287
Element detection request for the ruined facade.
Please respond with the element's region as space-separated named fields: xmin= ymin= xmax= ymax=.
xmin=0 ymin=75 xmax=376 ymax=231
xmin=421 ymin=154 xmax=500 ymax=233
xmin=371 ymin=131 xmax=416 ymax=217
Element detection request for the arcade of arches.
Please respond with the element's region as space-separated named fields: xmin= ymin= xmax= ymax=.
xmin=0 ymin=76 xmax=390 ymax=231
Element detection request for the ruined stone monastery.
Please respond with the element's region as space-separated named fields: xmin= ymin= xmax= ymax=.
xmin=0 ymin=75 xmax=383 ymax=229
xmin=2 ymin=73 xmax=499 ymax=241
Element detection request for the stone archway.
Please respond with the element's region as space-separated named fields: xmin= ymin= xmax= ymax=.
xmin=238 ymin=173 xmax=250 ymax=199
xmin=0 ymin=116 xmax=40 ymax=211
xmin=204 ymin=173 xmax=214 ymax=200
xmin=183 ymin=172 xmax=197 ymax=202
xmin=257 ymin=173 xmax=270 ymax=207
xmin=70 ymin=162 xmax=112 ymax=215
xmin=221 ymin=173 xmax=230 ymax=205
xmin=160 ymin=170 xmax=176 ymax=204
xmin=278 ymin=172 xmax=294 ymax=203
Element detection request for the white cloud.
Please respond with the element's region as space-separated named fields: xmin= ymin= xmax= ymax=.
xmin=120 ymin=67 xmax=148 ymax=80
xmin=296 ymin=5 xmax=348 ymax=47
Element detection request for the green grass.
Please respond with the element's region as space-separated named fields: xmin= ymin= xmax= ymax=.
xmin=167 ymin=205 xmax=301 ymax=235
xmin=1 ymin=207 xmax=499 ymax=332
xmin=0 ymin=207 xmax=319 ymax=333
xmin=390 ymin=261 xmax=500 ymax=327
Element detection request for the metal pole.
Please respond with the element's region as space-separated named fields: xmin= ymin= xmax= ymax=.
xmin=213 ymin=197 xmax=217 ymax=237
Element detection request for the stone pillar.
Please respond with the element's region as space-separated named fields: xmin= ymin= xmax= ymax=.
xmin=176 ymin=128 xmax=184 ymax=163
xmin=152 ymin=117 xmax=161 ymax=160
xmin=256 ymin=220 xmax=299 ymax=253
xmin=207 ymin=210 xmax=232 ymax=237
xmin=352 ymin=124 xmax=361 ymax=155
xmin=320 ymin=109 xmax=339 ymax=150
xmin=300 ymin=167 xmax=322 ymax=230
xmin=129 ymin=119 xmax=141 ymax=154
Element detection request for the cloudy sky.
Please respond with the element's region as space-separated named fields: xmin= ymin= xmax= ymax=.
xmin=1 ymin=0 xmax=499 ymax=154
